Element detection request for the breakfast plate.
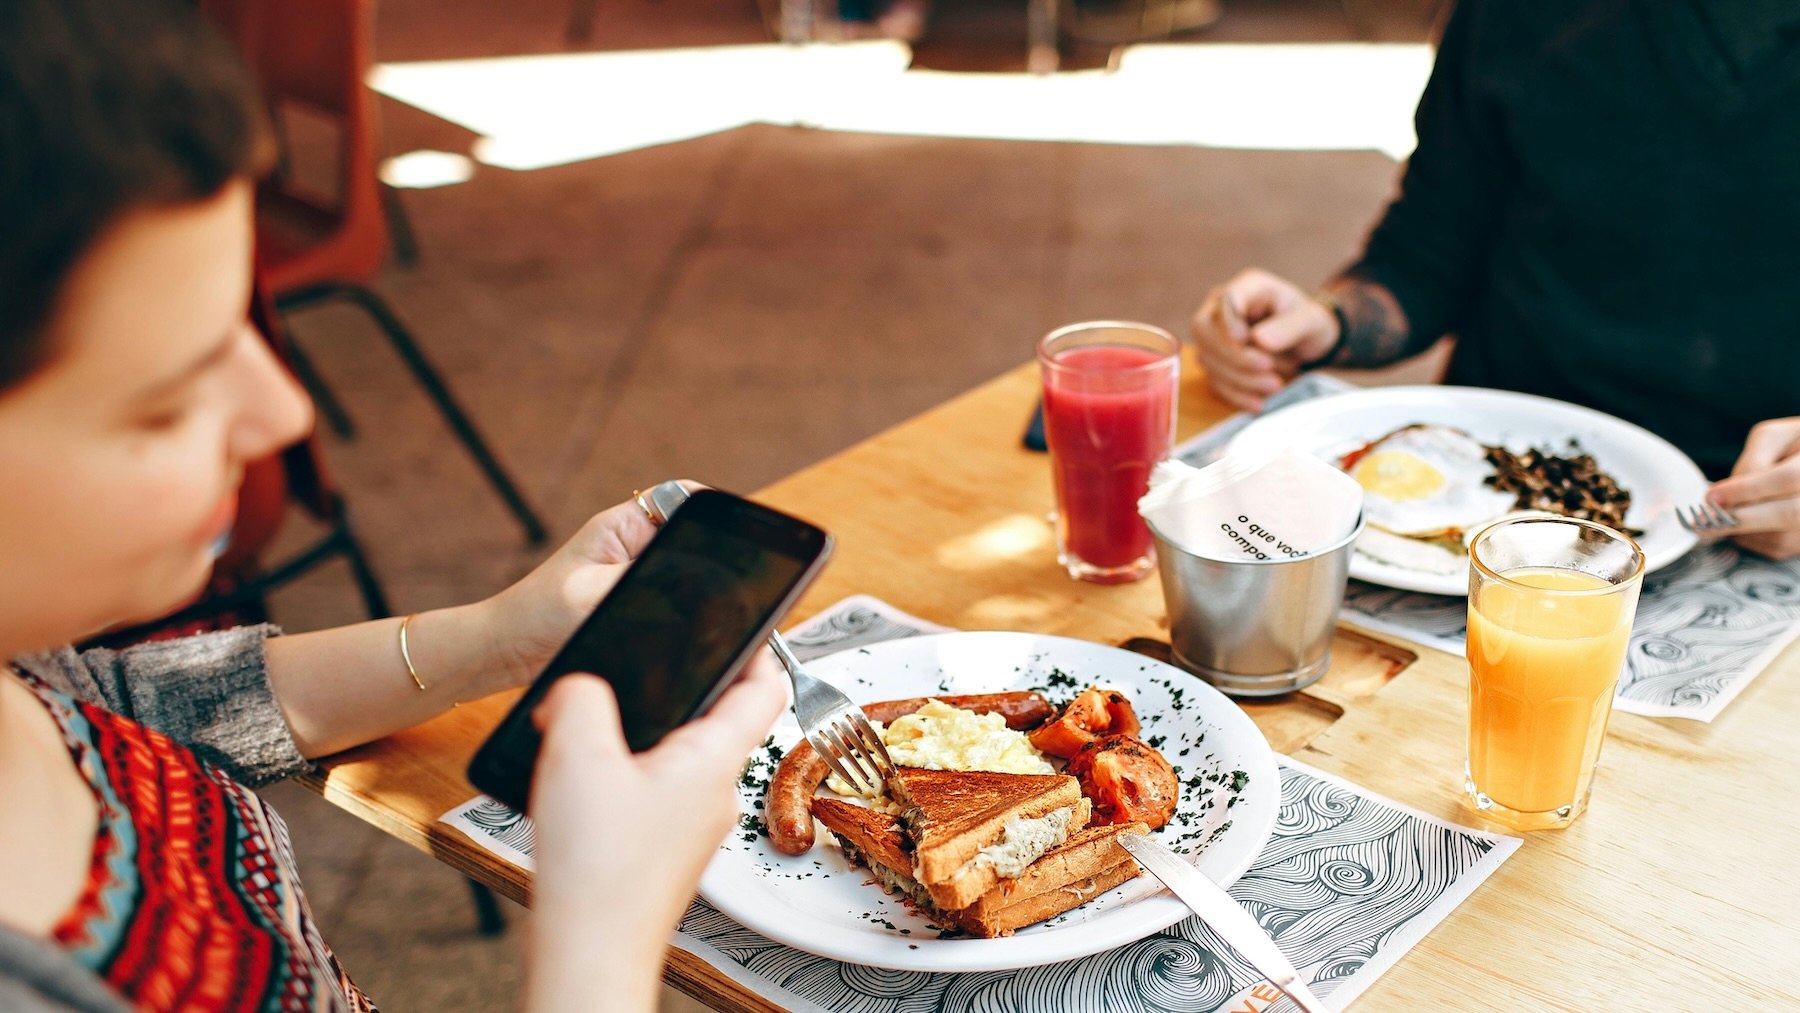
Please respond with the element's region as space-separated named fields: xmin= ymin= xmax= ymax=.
xmin=698 ymin=631 xmax=1280 ymax=973
xmin=1227 ymin=385 xmax=1708 ymax=596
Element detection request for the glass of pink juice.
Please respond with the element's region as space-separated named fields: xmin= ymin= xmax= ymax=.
xmin=1037 ymin=321 xmax=1179 ymax=584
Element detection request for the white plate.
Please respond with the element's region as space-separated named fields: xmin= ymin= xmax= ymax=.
xmin=1228 ymin=385 xmax=1707 ymax=596
xmin=699 ymin=631 xmax=1279 ymax=973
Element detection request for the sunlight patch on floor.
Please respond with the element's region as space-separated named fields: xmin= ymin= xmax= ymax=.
xmin=370 ymin=40 xmax=1430 ymax=173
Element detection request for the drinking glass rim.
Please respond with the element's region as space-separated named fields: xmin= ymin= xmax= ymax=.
xmin=1468 ymin=515 xmax=1646 ymax=594
xmin=1038 ymin=320 xmax=1180 ymax=373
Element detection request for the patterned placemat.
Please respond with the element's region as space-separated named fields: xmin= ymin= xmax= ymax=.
xmin=1341 ymin=545 xmax=1800 ymax=722
xmin=1173 ymin=376 xmax=1800 ymax=723
xmin=442 ymin=596 xmax=1520 ymax=1012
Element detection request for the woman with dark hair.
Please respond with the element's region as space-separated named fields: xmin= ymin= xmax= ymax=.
xmin=0 ymin=2 xmax=784 ymax=1010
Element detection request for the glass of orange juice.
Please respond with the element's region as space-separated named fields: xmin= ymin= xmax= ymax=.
xmin=1464 ymin=516 xmax=1644 ymax=831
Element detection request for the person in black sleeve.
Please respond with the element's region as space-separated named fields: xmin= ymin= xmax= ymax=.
xmin=1189 ymin=0 xmax=1800 ymax=560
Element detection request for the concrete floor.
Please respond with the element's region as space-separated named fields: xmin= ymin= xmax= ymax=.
xmin=257 ymin=0 xmax=1440 ymax=1009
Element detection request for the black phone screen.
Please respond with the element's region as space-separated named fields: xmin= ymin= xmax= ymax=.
xmin=468 ymin=490 xmax=829 ymax=810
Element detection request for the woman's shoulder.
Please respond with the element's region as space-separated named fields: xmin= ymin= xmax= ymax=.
xmin=10 ymin=625 xmax=310 ymax=787
xmin=12 ymin=625 xmax=278 ymax=709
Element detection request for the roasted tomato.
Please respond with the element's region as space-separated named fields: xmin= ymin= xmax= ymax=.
xmin=1027 ymin=686 xmax=1141 ymax=759
xmin=1068 ymin=734 xmax=1179 ymax=830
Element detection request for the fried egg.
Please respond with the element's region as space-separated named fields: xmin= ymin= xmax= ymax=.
xmin=1347 ymin=424 xmax=1516 ymax=539
xmin=1354 ymin=525 xmax=1465 ymax=576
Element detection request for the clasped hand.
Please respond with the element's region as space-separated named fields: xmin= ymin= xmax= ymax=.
xmin=1190 ymin=269 xmax=1340 ymax=413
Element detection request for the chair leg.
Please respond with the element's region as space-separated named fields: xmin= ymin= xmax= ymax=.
xmin=278 ymin=283 xmax=549 ymax=547
xmin=346 ymin=286 xmax=548 ymax=546
xmin=330 ymin=503 xmax=393 ymax=619
xmin=281 ymin=328 xmax=358 ymax=438
xmin=467 ymin=879 xmax=507 ymax=937
xmin=380 ymin=183 xmax=421 ymax=269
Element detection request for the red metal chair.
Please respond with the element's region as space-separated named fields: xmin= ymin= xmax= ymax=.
xmin=207 ymin=0 xmax=546 ymax=546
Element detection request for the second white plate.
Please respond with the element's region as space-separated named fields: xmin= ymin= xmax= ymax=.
xmin=1229 ymin=385 xmax=1707 ymax=596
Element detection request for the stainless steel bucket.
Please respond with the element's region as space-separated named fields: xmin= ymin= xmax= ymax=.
xmin=1147 ymin=511 xmax=1365 ymax=697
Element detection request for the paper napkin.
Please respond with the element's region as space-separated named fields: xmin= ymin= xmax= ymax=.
xmin=1140 ymin=447 xmax=1364 ymax=563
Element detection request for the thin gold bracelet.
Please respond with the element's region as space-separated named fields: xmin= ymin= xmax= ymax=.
xmin=397 ymin=613 xmax=427 ymax=692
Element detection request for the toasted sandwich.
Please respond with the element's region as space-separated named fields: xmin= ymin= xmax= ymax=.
xmin=811 ymin=796 xmax=1145 ymax=938
xmin=888 ymin=767 xmax=1092 ymax=910
xmin=953 ymin=822 xmax=1147 ymax=938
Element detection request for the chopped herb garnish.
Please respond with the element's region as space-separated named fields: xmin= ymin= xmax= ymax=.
xmin=738 ymin=813 xmax=768 ymax=842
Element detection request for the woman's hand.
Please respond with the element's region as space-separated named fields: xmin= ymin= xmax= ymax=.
xmin=524 ymin=658 xmax=786 ymax=1013
xmin=476 ymin=487 xmax=697 ymax=698
xmin=1709 ymin=419 xmax=1800 ymax=561
xmin=1190 ymin=268 xmax=1339 ymax=412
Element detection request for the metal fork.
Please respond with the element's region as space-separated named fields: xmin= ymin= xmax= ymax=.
xmin=1675 ymin=501 xmax=1739 ymax=535
xmin=769 ymin=630 xmax=895 ymax=796
xmin=638 ymin=481 xmax=894 ymax=795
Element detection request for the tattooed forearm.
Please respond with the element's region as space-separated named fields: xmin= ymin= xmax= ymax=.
xmin=1318 ymin=278 xmax=1412 ymax=369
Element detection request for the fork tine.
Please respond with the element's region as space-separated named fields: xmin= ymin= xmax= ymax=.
xmin=1678 ymin=501 xmax=1739 ymax=534
xmin=1682 ymin=504 xmax=1709 ymax=532
xmin=1697 ymin=502 xmax=1732 ymax=532
xmin=1700 ymin=503 xmax=1724 ymax=531
xmin=848 ymin=710 xmax=895 ymax=779
xmin=830 ymin=718 xmax=884 ymax=790
xmin=820 ymin=725 xmax=874 ymax=795
xmin=807 ymin=730 xmax=868 ymax=796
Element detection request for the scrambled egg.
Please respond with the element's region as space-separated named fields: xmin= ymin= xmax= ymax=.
xmin=825 ymin=699 xmax=1051 ymax=796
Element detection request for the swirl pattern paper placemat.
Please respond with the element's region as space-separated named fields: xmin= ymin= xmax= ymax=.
xmin=1173 ymin=376 xmax=1800 ymax=723
xmin=1340 ymin=544 xmax=1800 ymax=722
xmin=442 ymin=596 xmax=1519 ymax=1012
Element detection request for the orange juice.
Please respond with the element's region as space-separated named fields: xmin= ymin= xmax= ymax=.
xmin=1466 ymin=566 xmax=1632 ymax=819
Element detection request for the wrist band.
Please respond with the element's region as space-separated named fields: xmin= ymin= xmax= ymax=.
xmin=398 ymin=613 xmax=427 ymax=692
xmin=1303 ymin=289 xmax=1350 ymax=369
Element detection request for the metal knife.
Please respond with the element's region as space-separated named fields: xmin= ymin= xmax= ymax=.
xmin=1117 ymin=833 xmax=1331 ymax=1013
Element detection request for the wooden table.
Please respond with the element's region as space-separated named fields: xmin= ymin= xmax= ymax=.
xmin=305 ymin=356 xmax=1800 ymax=1010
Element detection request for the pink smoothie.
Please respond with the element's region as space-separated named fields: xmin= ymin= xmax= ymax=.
xmin=1041 ymin=344 xmax=1175 ymax=573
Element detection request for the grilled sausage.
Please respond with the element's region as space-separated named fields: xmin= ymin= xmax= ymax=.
xmin=764 ymin=690 xmax=1053 ymax=855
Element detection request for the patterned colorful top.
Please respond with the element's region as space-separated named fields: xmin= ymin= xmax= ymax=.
xmin=23 ymin=673 xmax=375 ymax=1012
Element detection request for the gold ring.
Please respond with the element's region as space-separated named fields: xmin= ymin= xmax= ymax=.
xmin=632 ymin=489 xmax=660 ymax=526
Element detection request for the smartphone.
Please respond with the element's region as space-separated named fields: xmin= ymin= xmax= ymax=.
xmin=467 ymin=489 xmax=832 ymax=811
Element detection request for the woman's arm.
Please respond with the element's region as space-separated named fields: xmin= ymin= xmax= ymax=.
xmin=26 ymin=496 xmax=665 ymax=774
xmin=264 ymin=603 xmax=518 ymax=759
xmin=266 ymin=498 xmax=661 ymax=759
